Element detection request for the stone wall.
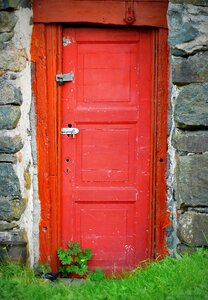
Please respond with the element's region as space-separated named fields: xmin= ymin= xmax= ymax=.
xmin=0 ymin=0 xmax=39 ymax=265
xmin=168 ymin=0 xmax=208 ymax=253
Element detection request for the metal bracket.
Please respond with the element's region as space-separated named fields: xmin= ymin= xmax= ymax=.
xmin=61 ymin=127 xmax=79 ymax=136
xmin=124 ymin=0 xmax=136 ymax=25
xmin=56 ymin=72 xmax=74 ymax=85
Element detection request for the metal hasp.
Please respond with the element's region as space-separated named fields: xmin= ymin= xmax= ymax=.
xmin=61 ymin=127 xmax=79 ymax=136
xmin=56 ymin=72 xmax=74 ymax=85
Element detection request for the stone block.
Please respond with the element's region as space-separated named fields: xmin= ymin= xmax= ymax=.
xmin=0 ymin=44 xmax=26 ymax=72
xmin=169 ymin=11 xmax=198 ymax=47
xmin=0 ymin=228 xmax=26 ymax=242
xmin=174 ymin=83 xmax=208 ymax=129
xmin=1 ymin=0 xmax=32 ymax=9
xmin=0 ymin=80 xmax=22 ymax=105
xmin=0 ymin=196 xmax=26 ymax=221
xmin=173 ymin=129 xmax=208 ymax=152
xmin=0 ymin=229 xmax=28 ymax=264
xmin=0 ymin=163 xmax=20 ymax=196
xmin=0 ymin=32 xmax=14 ymax=43
xmin=172 ymin=51 xmax=208 ymax=84
xmin=0 ymin=105 xmax=21 ymax=129
xmin=0 ymin=0 xmax=21 ymax=9
xmin=170 ymin=0 xmax=208 ymax=6
xmin=0 ymin=11 xmax=17 ymax=33
xmin=0 ymin=135 xmax=23 ymax=153
xmin=168 ymin=3 xmax=208 ymax=55
xmin=0 ymin=222 xmax=18 ymax=231
xmin=176 ymin=243 xmax=196 ymax=255
xmin=177 ymin=211 xmax=208 ymax=246
xmin=0 ymin=0 xmax=30 ymax=9
xmin=176 ymin=154 xmax=208 ymax=207
xmin=0 ymin=240 xmax=27 ymax=263
xmin=0 ymin=154 xmax=17 ymax=163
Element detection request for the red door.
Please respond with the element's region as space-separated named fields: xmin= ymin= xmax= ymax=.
xmin=61 ymin=28 xmax=154 ymax=272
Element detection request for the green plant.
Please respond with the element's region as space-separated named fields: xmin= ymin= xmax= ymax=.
xmin=57 ymin=241 xmax=92 ymax=277
xmin=87 ymin=268 xmax=105 ymax=282
xmin=37 ymin=262 xmax=52 ymax=274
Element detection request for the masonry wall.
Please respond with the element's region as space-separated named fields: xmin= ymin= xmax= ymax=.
xmin=168 ymin=0 xmax=208 ymax=253
xmin=0 ymin=0 xmax=39 ymax=265
xmin=0 ymin=0 xmax=208 ymax=266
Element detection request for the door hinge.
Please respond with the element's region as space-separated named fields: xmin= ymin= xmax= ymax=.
xmin=56 ymin=72 xmax=74 ymax=85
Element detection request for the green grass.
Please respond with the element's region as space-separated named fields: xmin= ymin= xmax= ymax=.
xmin=1 ymin=249 xmax=208 ymax=300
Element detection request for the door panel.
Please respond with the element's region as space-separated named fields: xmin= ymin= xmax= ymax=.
xmin=61 ymin=28 xmax=153 ymax=272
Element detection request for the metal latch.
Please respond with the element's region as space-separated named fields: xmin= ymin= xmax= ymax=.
xmin=61 ymin=127 xmax=79 ymax=138
xmin=56 ymin=72 xmax=74 ymax=85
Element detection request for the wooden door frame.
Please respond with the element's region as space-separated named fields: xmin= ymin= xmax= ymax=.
xmin=31 ymin=1 xmax=169 ymax=270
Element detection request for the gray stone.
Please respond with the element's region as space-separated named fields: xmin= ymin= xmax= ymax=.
xmin=173 ymin=129 xmax=208 ymax=152
xmin=169 ymin=19 xmax=199 ymax=47
xmin=0 ymin=154 xmax=17 ymax=163
xmin=0 ymin=80 xmax=23 ymax=105
xmin=174 ymin=83 xmax=208 ymax=129
xmin=0 ymin=0 xmax=20 ymax=9
xmin=0 ymin=229 xmax=26 ymax=242
xmin=168 ymin=4 xmax=208 ymax=55
xmin=170 ymin=0 xmax=208 ymax=6
xmin=0 ymin=105 xmax=21 ymax=129
xmin=0 ymin=11 xmax=17 ymax=33
xmin=176 ymin=153 xmax=208 ymax=207
xmin=0 ymin=163 xmax=20 ymax=196
xmin=0 ymin=240 xmax=28 ymax=263
xmin=0 ymin=32 xmax=14 ymax=43
xmin=172 ymin=52 xmax=208 ymax=84
xmin=0 ymin=135 xmax=23 ymax=153
xmin=177 ymin=211 xmax=208 ymax=246
xmin=176 ymin=243 xmax=196 ymax=255
xmin=0 ymin=0 xmax=32 ymax=9
xmin=0 ymin=196 xmax=26 ymax=221
xmin=0 ymin=222 xmax=18 ymax=231
xmin=0 ymin=44 xmax=26 ymax=72
xmin=0 ymin=229 xmax=28 ymax=263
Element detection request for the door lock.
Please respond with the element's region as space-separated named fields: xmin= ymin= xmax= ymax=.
xmin=56 ymin=72 xmax=74 ymax=85
xmin=61 ymin=127 xmax=79 ymax=138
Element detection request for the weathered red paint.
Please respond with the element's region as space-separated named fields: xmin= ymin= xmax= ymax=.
xmin=61 ymin=28 xmax=154 ymax=271
xmin=31 ymin=0 xmax=169 ymax=271
xmin=33 ymin=0 xmax=168 ymax=28
xmin=31 ymin=24 xmax=63 ymax=269
xmin=154 ymin=28 xmax=169 ymax=257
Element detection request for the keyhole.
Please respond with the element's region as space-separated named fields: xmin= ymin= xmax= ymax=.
xmin=65 ymin=168 xmax=69 ymax=174
xmin=67 ymin=124 xmax=72 ymax=137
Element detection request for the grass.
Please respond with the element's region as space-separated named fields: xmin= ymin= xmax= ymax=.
xmin=0 ymin=248 xmax=208 ymax=299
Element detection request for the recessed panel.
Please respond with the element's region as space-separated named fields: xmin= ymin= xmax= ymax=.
xmin=76 ymin=204 xmax=135 ymax=264
xmin=81 ymin=129 xmax=129 ymax=182
xmin=81 ymin=68 xmax=130 ymax=102
xmin=77 ymin=44 xmax=136 ymax=103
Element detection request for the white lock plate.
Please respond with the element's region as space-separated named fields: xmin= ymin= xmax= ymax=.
xmin=61 ymin=127 xmax=79 ymax=135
